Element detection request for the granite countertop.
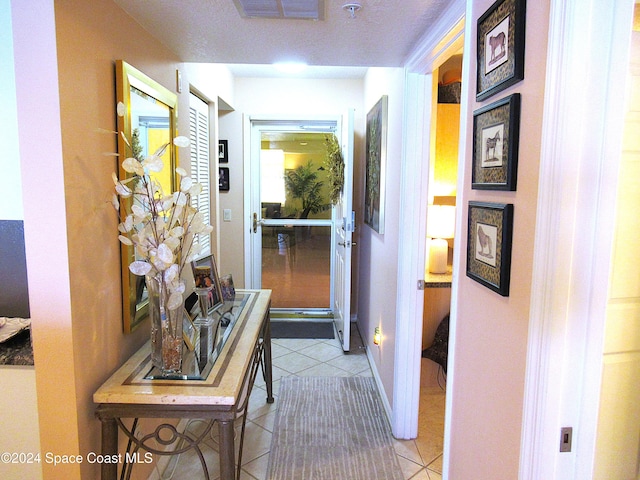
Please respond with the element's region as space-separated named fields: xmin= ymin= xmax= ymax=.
xmin=0 ymin=327 xmax=34 ymax=366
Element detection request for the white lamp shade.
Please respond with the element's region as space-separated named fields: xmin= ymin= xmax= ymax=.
xmin=427 ymin=205 xmax=456 ymax=239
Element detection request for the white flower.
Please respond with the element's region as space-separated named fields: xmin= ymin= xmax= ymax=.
xmin=173 ymin=136 xmax=190 ymax=148
xmin=111 ymin=110 xmax=212 ymax=319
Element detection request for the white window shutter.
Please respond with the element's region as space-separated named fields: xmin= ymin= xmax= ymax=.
xmin=189 ymin=93 xmax=211 ymax=256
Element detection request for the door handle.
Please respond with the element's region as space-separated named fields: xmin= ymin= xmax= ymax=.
xmin=253 ymin=213 xmax=265 ymax=233
xmin=338 ymin=241 xmax=357 ymax=247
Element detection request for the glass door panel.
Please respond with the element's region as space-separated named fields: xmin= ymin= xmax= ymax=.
xmin=259 ymin=130 xmax=334 ymax=311
xmin=261 ymin=225 xmax=331 ymax=309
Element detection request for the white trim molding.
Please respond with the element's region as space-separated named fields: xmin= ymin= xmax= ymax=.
xmin=520 ymin=0 xmax=634 ymax=479
xmin=392 ymin=0 xmax=465 ymax=441
xmin=391 ymin=70 xmax=432 ymax=439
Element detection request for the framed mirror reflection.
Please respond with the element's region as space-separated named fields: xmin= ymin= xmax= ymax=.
xmin=115 ymin=60 xmax=178 ymax=333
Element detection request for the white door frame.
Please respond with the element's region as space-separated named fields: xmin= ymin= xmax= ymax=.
xmin=520 ymin=0 xmax=634 ymax=478
xmin=394 ymin=1 xmax=633 ymax=478
xmin=392 ymin=0 xmax=465 ymax=440
xmin=242 ymin=113 xmax=345 ymax=309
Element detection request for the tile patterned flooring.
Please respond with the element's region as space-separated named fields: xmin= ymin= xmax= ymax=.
xmin=158 ymin=325 xmax=445 ymax=479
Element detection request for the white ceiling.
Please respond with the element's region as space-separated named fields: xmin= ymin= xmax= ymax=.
xmin=113 ymin=0 xmax=453 ymax=77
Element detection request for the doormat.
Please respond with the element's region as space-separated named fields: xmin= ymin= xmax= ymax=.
xmin=270 ymin=321 xmax=335 ymax=339
xmin=267 ymin=376 xmax=404 ymax=480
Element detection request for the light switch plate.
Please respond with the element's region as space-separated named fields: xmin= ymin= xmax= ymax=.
xmin=223 ymin=209 xmax=232 ymax=222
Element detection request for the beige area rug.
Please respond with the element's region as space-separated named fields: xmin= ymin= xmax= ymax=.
xmin=267 ymin=376 xmax=404 ymax=480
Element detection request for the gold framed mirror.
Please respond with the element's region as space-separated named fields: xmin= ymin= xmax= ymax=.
xmin=116 ymin=60 xmax=178 ymax=333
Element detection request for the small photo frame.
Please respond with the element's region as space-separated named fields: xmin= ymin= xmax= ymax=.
xmin=219 ymin=167 xmax=229 ymax=192
xmin=218 ymin=140 xmax=228 ymax=163
xmin=191 ymin=254 xmax=224 ymax=312
xmin=476 ymin=0 xmax=526 ymax=101
xmin=182 ymin=307 xmax=197 ymax=351
xmin=472 ymin=93 xmax=520 ymax=190
xmin=466 ymin=202 xmax=514 ymax=296
xmin=220 ymin=274 xmax=236 ymax=303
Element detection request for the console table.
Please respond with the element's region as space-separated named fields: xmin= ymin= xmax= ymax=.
xmin=94 ymin=289 xmax=273 ymax=480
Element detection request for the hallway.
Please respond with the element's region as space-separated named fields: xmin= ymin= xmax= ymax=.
xmin=158 ymin=325 xmax=445 ymax=479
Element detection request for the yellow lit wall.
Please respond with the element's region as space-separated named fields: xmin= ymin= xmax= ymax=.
xmin=433 ymin=103 xmax=460 ymax=197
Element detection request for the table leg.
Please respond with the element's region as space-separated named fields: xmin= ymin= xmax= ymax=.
xmin=101 ymin=417 xmax=118 ymax=480
xmin=219 ymin=420 xmax=236 ymax=480
xmin=264 ymin=312 xmax=274 ymax=403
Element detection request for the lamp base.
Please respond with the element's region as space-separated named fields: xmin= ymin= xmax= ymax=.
xmin=428 ymin=238 xmax=449 ymax=274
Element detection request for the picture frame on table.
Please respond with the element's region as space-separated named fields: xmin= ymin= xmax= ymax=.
xmin=191 ymin=254 xmax=224 ymax=312
xmin=364 ymin=95 xmax=388 ymax=234
xmin=476 ymin=0 xmax=526 ymax=101
xmin=472 ymin=93 xmax=521 ymax=190
xmin=218 ymin=140 xmax=228 ymax=163
xmin=466 ymin=202 xmax=514 ymax=296
xmin=219 ymin=274 xmax=236 ymax=303
xmin=182 ymin=307 xmax=198 ymax=351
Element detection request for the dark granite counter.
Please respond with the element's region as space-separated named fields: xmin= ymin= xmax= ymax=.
xmin=0 ymin=328 xmax=34 ymax=365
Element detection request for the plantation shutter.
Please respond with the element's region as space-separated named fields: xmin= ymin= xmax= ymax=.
xmin=189 ymin=93 xmax=211 ymax=256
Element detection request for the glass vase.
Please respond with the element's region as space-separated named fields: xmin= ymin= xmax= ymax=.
xmin=194 ymin=288 xmax=215 ymax=369
xmin=147 ymin=274 xmax=183 ymax=375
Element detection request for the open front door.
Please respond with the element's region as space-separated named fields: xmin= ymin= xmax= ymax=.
xmin=333 ymin=110 xmax=355 ymax=351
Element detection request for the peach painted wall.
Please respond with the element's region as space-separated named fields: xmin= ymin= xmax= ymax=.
xmin=11 ymin=0 xmax=215 ymax=477
xmin=360 ymin=67 xmax=407 ymax=408
xmin=447 ymin=0 xmax=550 ymax=478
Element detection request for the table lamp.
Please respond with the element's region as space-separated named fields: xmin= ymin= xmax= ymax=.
xmin=427 ymin=205 xmax=455 ymax=274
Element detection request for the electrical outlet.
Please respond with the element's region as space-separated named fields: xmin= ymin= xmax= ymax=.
xmin=223 ymin=209 xmax=232 ymax=222
xmin=560 ymin=427 xmax=572 ymax=452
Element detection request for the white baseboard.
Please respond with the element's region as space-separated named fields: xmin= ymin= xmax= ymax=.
xmin=365 ymin=346 xmax=393 ymax=426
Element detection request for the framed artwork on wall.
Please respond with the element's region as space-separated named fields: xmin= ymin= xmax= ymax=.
xmin=218 ymin=140 xmax=228 ymax=163
xmin=472 ymin=93 xmax=521 ymax=190
xmin=476 ymin=0 xmax=526 ymax=101
xmin=364 ymin=95 xmax=388 ymax=234
xmin=466 ymin=202 xmax=514 ymax=296
xmin=219 ymin=167 xmax=229 ymax=191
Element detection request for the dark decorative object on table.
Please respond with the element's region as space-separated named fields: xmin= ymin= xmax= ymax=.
xmin=438 ymin=82 xmax=461 ymax=103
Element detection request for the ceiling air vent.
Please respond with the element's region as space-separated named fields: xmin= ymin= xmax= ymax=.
xmin=233 ymin=0 xmax=325 ymax=20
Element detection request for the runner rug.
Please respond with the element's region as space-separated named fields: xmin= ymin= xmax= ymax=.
xmin=267 ymin=376 xmax=404 ymax=480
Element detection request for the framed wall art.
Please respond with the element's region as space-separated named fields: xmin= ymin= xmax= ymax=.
xmin=219 ymin=167 xmax=229 ymax=192
xmin=466 ymin=202 xmax=514 ymax=296
xmin=364 ymin=95 xmax=388 ymax=234
xmin=218 ymin=140 xmax=228 ymax=163
xmin=472 ymin=93 xmax=521 ymax=190
xmin=476 ymin=0 xmax=526 ymax=101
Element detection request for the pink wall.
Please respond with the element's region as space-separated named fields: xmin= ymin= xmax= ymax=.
xmin=447 ymin=0 xmax=550 ymax=478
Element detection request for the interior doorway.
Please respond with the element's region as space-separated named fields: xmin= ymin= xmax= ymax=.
xmin=417 ymin=52 xmax=463 ymax=476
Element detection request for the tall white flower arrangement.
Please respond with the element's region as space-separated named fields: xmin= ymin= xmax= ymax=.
xmin=111 ymin=102 xmax=212 ymax=312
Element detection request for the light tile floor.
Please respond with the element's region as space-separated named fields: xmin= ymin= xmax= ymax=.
xmin=156 ymin=325 xmax=445 ymax=479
